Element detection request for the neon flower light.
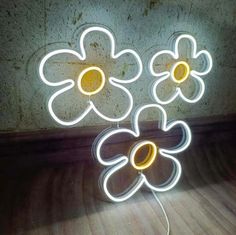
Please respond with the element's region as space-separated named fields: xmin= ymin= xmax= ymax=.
xmin=39 ymin=26 xmax=143 ymax=126
xmin=149 ymin=34 xmax=213 ymax=104
xmin=93 ymin=104 xmax=191 ymax=202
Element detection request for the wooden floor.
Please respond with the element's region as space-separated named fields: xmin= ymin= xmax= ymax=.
xmin=0 ymin=142 xmax=236 ymax=235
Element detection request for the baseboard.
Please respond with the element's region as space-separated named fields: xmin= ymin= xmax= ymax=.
xmin=1 ymin=114 xmax=236 ymax=172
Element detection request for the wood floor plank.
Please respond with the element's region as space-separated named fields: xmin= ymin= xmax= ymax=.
xmin=0 ymin=142 xmax=235 ymax=235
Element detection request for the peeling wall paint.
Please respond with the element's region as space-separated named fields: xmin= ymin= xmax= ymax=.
xmin=0 ymin=0 xmax=236 ymax=132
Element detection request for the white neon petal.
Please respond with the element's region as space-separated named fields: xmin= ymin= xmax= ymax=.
xmin=143 ymin=151 xmax=182 ymax=192
xmin=150 ymin=74 xmax=181 ymax=105
xmin=80 ymin=26 xmax=143 ymax=84
xmin=131 ymin=104 xmax=167 ymax=134
xmin=39 ymin=49 xmax=84 ymax=87
xmin=100 ymin=158 xmax=145 ymax=202
xmin=174 ymin=34 xmax=198 ymax=58
xmin=90 ymin=79 xmax=134 ymax=122
xmin=94 ymin=128 xmax=137 ymax=166
xmin=39 ymin=26 xmax=142 ymax=125
xmin=178 ymin=73 xmax=205 ymax=104
xmin=161 ymin=120 xmax=192 ymax=154
xmin=48 ymin=83 xmax=93 ymax=126
xmin=149 ymin=34 xmax=212 ymax=104
xmin=111 ymin=49 xmax=143 ymax=84
xmin=192 ymin=50 xmax=213 ymax=76
xmin=149 ymin=50 xmax=177 ymax=77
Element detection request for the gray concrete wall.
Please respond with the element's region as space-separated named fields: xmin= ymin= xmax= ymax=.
xmin=0 ymin=0 xmax=236 ymax=132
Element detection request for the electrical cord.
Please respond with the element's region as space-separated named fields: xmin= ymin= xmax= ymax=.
xmin=151 ymin=190 xmax=170 ymax=235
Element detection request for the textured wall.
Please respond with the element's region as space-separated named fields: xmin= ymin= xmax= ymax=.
xmin=0 ymin=0 xmax=236 ymax=132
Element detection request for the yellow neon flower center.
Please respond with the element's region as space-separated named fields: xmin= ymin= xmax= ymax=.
xmin=171 ymin=61 xmax=190 ymax=83
xmin=78 ymin=66 xmax=105 ymax=96
xmin=130 ymin=141 xmax=158 ymax=170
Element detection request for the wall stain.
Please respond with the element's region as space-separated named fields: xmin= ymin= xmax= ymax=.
xmin=6 ymin=10 xmax=11 ymax=17
xmin=127 ymin=14 xmax=132 ymax=21
xmin=143 ymin=0 xmax=161 ymax=16
xmin=90 ymin=42 xmax=99 ymax=48
xmin=149 ymin=0 xmax=159 ymax=10
xmin=121 ymin=63 xmax=129 ymax=78
xmin=72 ymin=12 xmax=83 ymax=25
xmin=142 ymin=8 xmax=148 ymax=17
xmin=233 ymin=8 xmax=236 ymax=23
xmin=13 ymin=65 xmax=21 ymax=70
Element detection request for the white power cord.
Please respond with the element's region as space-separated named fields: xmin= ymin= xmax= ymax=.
xmin=151 ymin=190 xmax=170 ymax=235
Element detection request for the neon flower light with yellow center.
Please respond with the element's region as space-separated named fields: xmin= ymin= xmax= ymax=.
xmin=39 ymin=26 xmax=143 ymax=125
xmin=149 ymin=34 xmax=213 ymax=104
xmin=93 ymin=104 xmax=191 ymax=202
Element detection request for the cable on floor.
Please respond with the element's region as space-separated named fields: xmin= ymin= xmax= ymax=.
xmin=151 ymin=189 xmax=170 ymax=235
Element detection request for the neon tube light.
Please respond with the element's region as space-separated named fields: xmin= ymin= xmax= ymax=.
xmin=171 ymin=61 xmax=190 ymax=84
xmin=77 ymin=66 xmax=106 ymax=96
xmin=39 ymin=26 xmax=143 ymax=125
xmin=130 ymin=140 xmax=158 ymax=170
xmin=149 ymin=34 xmax=213 ymax=104
xmin=93 ymin=104 xmax=192 ymax=202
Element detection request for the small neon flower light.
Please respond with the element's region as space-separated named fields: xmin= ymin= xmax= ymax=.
xmin=39 ymin=26 xmax=143 ymax=126
xmin=149 ymin=34 xmax=213 ymax=104
xmin=93 ymin=104 xmax=191 ymax=202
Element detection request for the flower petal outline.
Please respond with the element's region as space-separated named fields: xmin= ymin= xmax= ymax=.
xmin=143 ymin=151 xmax=182 ymax=192
xmin=39 ymin=26 xmax=143 ymax=125
xmin=99 ymin=157 xmax=145 ymax=202
xmin=149 ymin=34 xmax=212 ymax=104
xmin=93 ymin=104 xmax=192 ymax=201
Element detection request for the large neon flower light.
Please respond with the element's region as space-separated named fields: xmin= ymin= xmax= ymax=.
xmin=39 ymin=26 xmax=143 ymax=126
xmin=93 ymin=104 xmax=191 ymax=202
xmin=149 ymin=34 xmax=213 ymax=104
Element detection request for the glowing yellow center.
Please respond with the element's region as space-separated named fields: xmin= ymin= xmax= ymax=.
xmin=171 ymin=61 xmax=190 ymax=83
xmin=130 ymin=141 xmax=158 ymax=170
xmin=78 ymin=66 xmax=105 ymax=96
